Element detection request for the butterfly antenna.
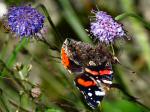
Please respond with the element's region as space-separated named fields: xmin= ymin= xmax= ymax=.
xmin=113 ymin=56 xmax=136 ymax=74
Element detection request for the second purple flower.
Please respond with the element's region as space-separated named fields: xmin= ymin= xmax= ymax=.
xmin=90 ymin=11 xmax=126 ymax=44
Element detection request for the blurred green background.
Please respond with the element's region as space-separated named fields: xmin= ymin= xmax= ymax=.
xmin=0 ymin=0 xmax=150 ymax=112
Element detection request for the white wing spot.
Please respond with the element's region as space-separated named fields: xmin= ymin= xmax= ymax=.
xmin=102 ymin=80 xmax=112 ymax=84
xmin=95 ymin=91 xmax=105 ymax=96
xmin=96 ymin=101 xmax=100 ymax=104
xmin=88 ymin=88 xmax=91 ymax=90
xmin=89 ymin=61 xmax=96 ymax=66
xmin=96 ymin=80 xmax=101 ymax=83
xmin=88 ymin=92 xmax=92 ymax=97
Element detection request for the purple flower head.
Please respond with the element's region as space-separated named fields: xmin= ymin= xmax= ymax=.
xmin=8 ymin=6 xmax=45 ymax=37
xmin=90 ymin=11 xmax=126 ymax=44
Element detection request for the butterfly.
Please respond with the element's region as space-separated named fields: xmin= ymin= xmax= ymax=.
xmin=61 ymin=38 xmax=114 ymax=109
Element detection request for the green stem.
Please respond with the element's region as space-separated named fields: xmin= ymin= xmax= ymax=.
xmin=37 ymin=4 xmax=62 ymax=47
xmin=115 ymin=13 xmax=150 ymax=30
xmin=110 ymin=43 xmax=115 ymax=56
xmin=0 ymin=89 xmax=10 ymax=112
xmin=1 ymin=38 xmax=27 ymax=77
xmin=6 ymin=38 xmax=27 ymax=67
xmin=58 ymin=0 xmax=91 ymax=43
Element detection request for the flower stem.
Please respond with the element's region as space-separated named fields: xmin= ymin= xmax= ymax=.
xmin=110 ymin=43 xmax=115 ymax=56
xmin=1 ymin=38 xmax=27 ymax=77
xmin=6 ymin=38 xmax=27 ymax=67
xmin=37 ymin=4 xmax=62 ymax=48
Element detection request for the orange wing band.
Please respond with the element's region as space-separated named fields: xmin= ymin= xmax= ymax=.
xmin=77 ymin=78 xmax=96 ymax=87
xmin=85 ymin=68 xmax=99 ymax=76
xmin=99 ymin=70 xmax=111 ymax=75
xmin=61 ymin=48 xmax=70 ymax=68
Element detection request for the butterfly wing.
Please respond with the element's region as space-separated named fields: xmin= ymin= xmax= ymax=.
xmin=61 ymin=38 xmax=114 ymax=67
xmin=74 ymin=74 xmax=105 ymax=109
xmin=85 ymin=62 xmax=114 ymax=85
xmin=61 ymin=47 xmax=83 ymax=74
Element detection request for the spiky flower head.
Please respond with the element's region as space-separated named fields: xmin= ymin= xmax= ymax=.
xmin=90 ymin=11 xmax=126 ymax=44
xmin=7 ymin=6 xmax=45 ymax=37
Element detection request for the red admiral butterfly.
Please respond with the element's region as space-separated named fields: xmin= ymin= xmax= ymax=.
xmin=61 ymin=38 xmax=114 ymax=109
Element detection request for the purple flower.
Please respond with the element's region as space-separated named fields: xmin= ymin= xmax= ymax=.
xmin=7 ymin=6 xmax=45 ymax=37
xmin=90 ymin=11 xmax=126 ymax=44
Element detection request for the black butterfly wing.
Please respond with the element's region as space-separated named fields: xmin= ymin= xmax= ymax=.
xmin=74 ymin=74 xmax=105 ymax=109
